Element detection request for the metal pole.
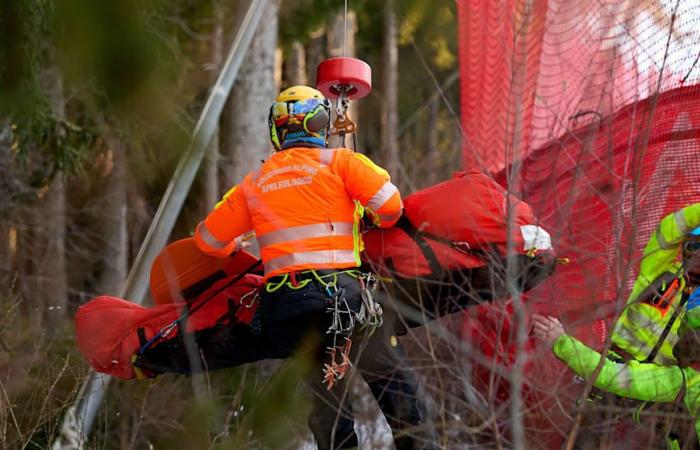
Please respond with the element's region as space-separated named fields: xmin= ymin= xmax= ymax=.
xmin=52 ymin=1 xmax=268 ymax=448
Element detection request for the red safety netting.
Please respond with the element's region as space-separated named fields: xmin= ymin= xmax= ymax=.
xmin=492 ymin=84 xmax=700 ymax=446
xmin=456 ymin=0 xmax=700 ymax=174
xmin=455 ymin=0 xmax=700 ymax=446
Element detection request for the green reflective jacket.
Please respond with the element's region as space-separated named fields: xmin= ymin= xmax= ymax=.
xmin=612 ymin=203 xmax=700 ymax=364
xmin=553 ymin=334 xmax=700 ymax=444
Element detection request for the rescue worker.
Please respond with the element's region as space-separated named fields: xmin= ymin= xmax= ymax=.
xmin=612 ymin=203 xmax=700 ymax=364
xmin=532 ymin=292 xmax=700 ymax=448
xmin=195 ymin=86 xmax=432 ymax=450
xmin=536 ymin=222 xmax=700 ymax=448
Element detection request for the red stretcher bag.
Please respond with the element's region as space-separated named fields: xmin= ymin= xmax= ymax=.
xmin=362 ymin=171 xmax=552 ymax=278
xmin=75 ymin=273 xmax=262 ymax=379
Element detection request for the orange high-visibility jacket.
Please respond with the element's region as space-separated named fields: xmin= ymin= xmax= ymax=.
xmin=195 ymin=147 xmax=402 ymax=279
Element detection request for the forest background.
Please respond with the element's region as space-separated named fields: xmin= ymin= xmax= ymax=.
xmin=0 ymin=0 xmax=462 ymax=448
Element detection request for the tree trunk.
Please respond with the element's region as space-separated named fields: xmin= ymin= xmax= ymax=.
xmin=202 ymin=118 xmax=220 ymax=212
xmin=33 ymin=178 xmax=68 ymax=327
xmin=37 ymin=66 xmax=68 ymax=328
xmin=0 ymin=221 xmax=8 ymax=283
xmin=425 ymin=96 xmax=440 ymax=186
xmin=305 ymin=29 xmax=325 ymax=87
xmin=326 ymin=10 xmax=356 ymax=59
xmin=96 ymin=136 xmax=129 ymax=297
xmin=220 ymin=0 xmax=279 ymax=187
xmin=381 ymin=0 xmax=400 ymax=181
xmin=0 ymin=123 xmax=11 ymax=284
xmin=284 ymin=41 xmax=307 ymax=87
xmin=202 ymin=4 xmax=225 ymax=211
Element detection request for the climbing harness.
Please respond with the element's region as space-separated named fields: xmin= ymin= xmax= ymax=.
xmin=356 ymin=271 xmax=383 ymax=331
xmin=263 ymin=268 xmax=384 ymax=389
xmin=320 ymin=270 xmax=383 ymax=390
xmin=644 ymin=277 xmax=688 ymax=363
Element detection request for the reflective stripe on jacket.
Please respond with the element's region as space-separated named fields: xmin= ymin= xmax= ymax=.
xmin=553 ymin=334 xmax=700 ymax=444
xmin=195 ymin=147 xmax=402 ymax=279
xmin=612 ymin=202 xmax=700 ymax=364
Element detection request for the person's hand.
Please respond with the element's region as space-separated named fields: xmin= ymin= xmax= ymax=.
xmin=532 ymin=314 xmax=566 ymax=348
xmin=230 ymin=235 xmax=253 ymax=256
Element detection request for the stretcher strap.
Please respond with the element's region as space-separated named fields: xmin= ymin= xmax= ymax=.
xmin=395 ymin=215 xmax=443 ymax=275
xmin=644 ymin=272 xmax=687 ymax=363
xmin=137 ymin=258 xmax=263 ymax=356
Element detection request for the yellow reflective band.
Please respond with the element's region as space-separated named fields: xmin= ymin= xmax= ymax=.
xmin=216 ymin=185 xmax=239 ymax=209
xmin=352 ymin=201 xmax=363 ymax=264
xmin=353 ymin=153 xmax=389 ymax=177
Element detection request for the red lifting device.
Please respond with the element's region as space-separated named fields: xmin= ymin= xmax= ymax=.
xmin=316 ymin=57 xmax=372 ymax=137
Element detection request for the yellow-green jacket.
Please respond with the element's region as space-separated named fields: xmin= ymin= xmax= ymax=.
xmin=553 ymin=334 xmax=700 ymax=443
xmin=612 ymin=203 xmax=700 ymax=364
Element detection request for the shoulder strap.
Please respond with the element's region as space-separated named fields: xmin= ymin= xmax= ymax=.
xmin=181 ymin=269 xmax=227 ymax=303
xmin=394 ymin=214 xmax=492 ymax=276
xmin=645 ymin=277 xmax=687 ymax=363
xmin=395 ymin=215 xmax=442 ymax=276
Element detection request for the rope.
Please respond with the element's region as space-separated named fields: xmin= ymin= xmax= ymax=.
xmin=343 ymin=0 xmax=348 ymax=57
